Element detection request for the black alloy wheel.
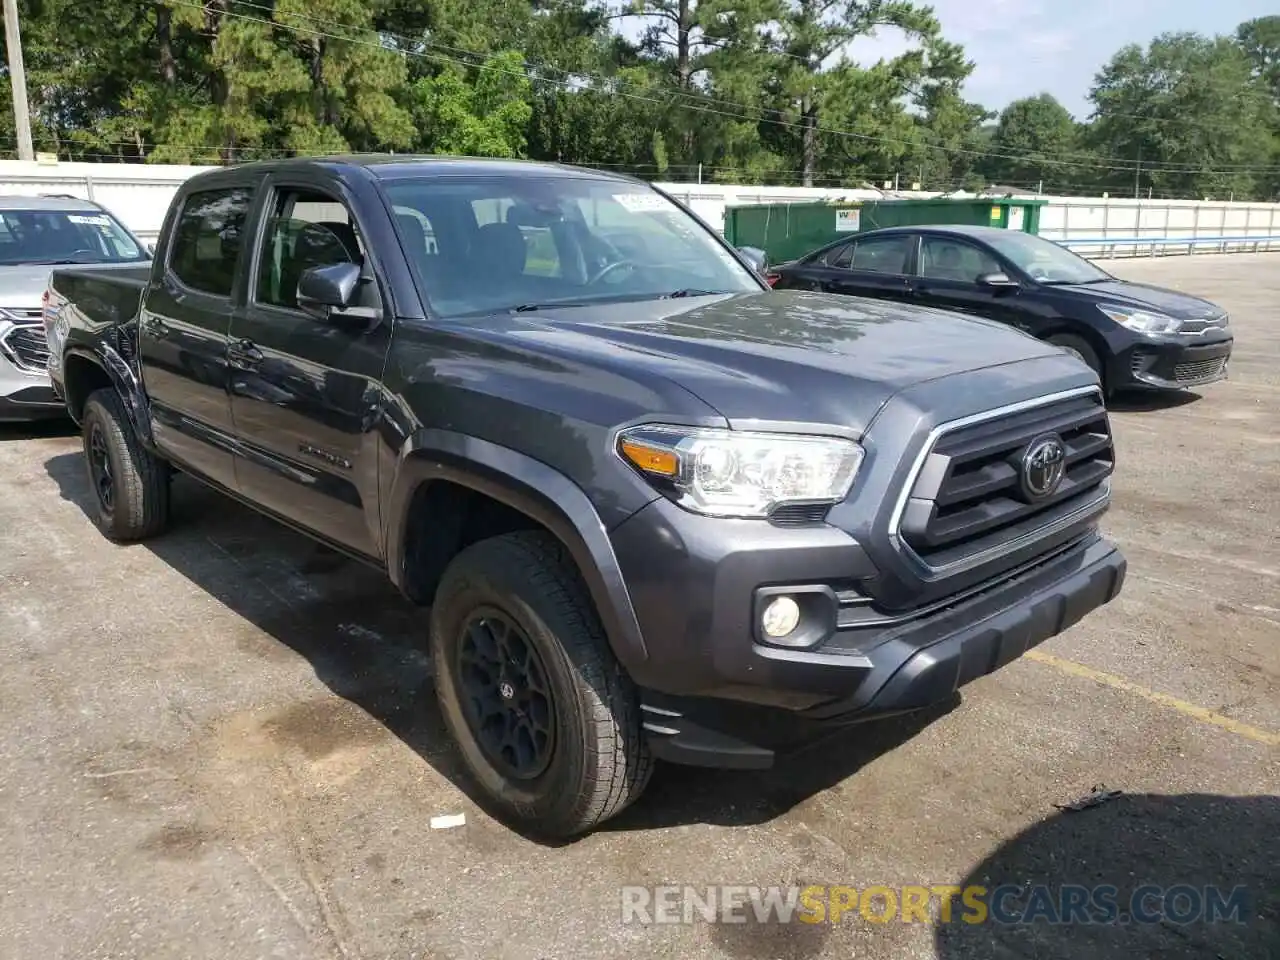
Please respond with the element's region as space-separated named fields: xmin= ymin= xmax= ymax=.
xmin=87 ymin=420 xmax=114 ymax=513
xmin=455 ymin=608 xmax=556 ymax=781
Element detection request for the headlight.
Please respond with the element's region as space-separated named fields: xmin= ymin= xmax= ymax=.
xmin=1097 ymin=304 xmax=1183 ymax=335
xmin=616 ymin=424 xmax=864 ymax=518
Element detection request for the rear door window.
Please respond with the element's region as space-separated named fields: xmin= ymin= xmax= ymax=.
xmin=848 ymin=235 xmax=912 ymax=275
xmin=169 ymin=188 xmax=255 ymax=297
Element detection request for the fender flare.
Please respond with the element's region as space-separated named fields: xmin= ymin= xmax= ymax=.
xmin=384 ymin=429 xmax=649 ymax=668
xmin=63 ymin=343 xmax=155 ymax=446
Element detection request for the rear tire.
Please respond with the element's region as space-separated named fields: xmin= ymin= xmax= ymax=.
xmin=1047 ymin=333 xmax=1108 ymax=394
xmin=81 ymin=388 xmax=170 ymax=542
xmin=431 ymin=530 xmax=652 ymax=837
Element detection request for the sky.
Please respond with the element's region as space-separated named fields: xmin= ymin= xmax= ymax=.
xmin=845 ymin=0 xmax=1278 ymax=118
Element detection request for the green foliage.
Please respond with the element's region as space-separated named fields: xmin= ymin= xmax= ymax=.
xmin=0 ymin=0 xmax=1275 ymax=199
xmin=984 ymin=94 xmax=1080 ymax=192
xmin=1087 ymin=32 xmax=1276 ymax=199
xmin=412 ymin=52 xmax=533 ymax=158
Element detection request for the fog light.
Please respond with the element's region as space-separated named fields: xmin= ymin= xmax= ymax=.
xmin=761 ymin=596 xmax=801 ymax=639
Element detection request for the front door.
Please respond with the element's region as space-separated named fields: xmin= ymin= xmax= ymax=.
xmin=226 ymin=181 xmax=393 ymax=558
xmin=138 ymin=184 xmax=256 ymax=489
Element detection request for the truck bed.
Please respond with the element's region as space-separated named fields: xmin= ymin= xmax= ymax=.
xmin=49 ymin=263 xmax=150 ymax=331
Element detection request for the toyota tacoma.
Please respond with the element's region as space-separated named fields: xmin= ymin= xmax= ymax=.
xmin=45 ymin=157 xmax=1126 ymax=836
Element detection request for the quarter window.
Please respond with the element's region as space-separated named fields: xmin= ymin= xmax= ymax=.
xmin=823 ymin=241 xmax=855 ymax=268
xmin=169 ymin=188 xmax=254 ymax=297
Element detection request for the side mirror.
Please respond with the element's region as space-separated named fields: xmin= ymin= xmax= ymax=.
xmin=977 ymin=271 xmax=1018 ymax=289
xmin=297 ymin=262 xmax=362 ymax=321
xmin=737 ymin=245 xmax=768 ymax=273
xmin=144 ymin=242 xmax=155 ymax=257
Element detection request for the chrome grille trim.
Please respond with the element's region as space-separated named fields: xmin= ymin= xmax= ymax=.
xmin=887 ymin=385 xmax=1110 ymax=578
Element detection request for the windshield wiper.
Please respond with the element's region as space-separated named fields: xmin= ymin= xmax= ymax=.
xmin=663 ymin=288 xmax=726 ymax=299
xmin=510 ymin=300 xmax=596 ymax=313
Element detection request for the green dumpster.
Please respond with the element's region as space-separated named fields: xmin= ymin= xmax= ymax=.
xmin=723 ymin=197 xmax=1047 ymax=265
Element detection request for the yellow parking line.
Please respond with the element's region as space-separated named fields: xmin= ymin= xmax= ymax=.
xmin=1024 ymin=649 xmax=1280 ymax=747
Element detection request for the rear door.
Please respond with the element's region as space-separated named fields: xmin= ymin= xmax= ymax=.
xmin=815 ymin=233 xmax=916 ymax=303
xmin=226 ymin=177 xmax=393 ymax=558
xmin=911 ymin=234 xmax=1027 ymax=330
xmin=139 ymin=181 xmax=258 ymax=488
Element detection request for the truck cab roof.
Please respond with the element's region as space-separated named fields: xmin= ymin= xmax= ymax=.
xmin=186 ymin=154 xmax=643 ymax=187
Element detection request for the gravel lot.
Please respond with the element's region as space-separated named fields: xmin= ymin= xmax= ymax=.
xmin=1 ymin=252 xmax=1276 ymax=960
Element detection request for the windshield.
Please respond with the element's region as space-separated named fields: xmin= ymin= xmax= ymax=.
xmin=983 ymin=231 xmax=1111 ymax=285
xmin=0 ymin=209 xmax=147 ymax=265
xmin=382 ymin=176 xmax=760 ymax=317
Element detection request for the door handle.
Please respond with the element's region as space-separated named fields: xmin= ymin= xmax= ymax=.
xmin=228 ymin=338 xmax=264 ymax=367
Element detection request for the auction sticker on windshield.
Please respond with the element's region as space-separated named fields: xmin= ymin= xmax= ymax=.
xmin=67 ymin=215 xmax=111 ymax=226
xmin=614 ymin=192 xmax=671 ymax=213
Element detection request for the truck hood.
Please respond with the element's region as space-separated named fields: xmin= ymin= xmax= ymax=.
xmin=0 ymin=264 xmax=58 ymax=309
xmin=1050 ymin=279 xmax=1224 ymax=319
xmin=455 ymin=290 xmax=1071 ymax=433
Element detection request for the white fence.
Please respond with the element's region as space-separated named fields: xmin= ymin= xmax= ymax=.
xmin=2 ymin=159 xmax=1278 ymax=257
xmin=655 ymin=183 xmax=1280 ymax=257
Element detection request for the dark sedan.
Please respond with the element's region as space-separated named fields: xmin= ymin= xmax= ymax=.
xmin=770 ymin=224 xmax=1233 ymax=395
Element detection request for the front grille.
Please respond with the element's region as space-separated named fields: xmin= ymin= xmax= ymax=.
xmin=1173 ymin=356 xmax=1227 ymax=383
xmin=895 ymin=389 xmax=1113 ymax=570
xmin=1 ymin=323 xmax=51 ymax=373
xmin=1180 ymin=314 xmax=1228 ymax=335
xmin=3 ymin=307 xmax=44 ymax=322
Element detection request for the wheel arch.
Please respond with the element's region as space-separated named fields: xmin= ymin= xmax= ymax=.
xmin=62 ymin=344 xmax=154 ymax=445
xmin=1040 ymin=325 xmax=1112 ymax=390
xmin=385 ymin=429 xmax=650 ymax=669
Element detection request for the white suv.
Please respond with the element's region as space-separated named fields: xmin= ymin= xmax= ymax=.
xmin=0 ymin=195 xmax=150 ymax=421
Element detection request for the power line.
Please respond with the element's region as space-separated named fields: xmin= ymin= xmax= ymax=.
xmin=159 ymin=0 xmax=1280 ymax=177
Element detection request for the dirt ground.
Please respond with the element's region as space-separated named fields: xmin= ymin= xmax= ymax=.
xmin=1 ymin=252 xmax=1276 ymax=960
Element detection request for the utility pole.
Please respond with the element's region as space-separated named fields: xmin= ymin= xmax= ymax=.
xmin=1133 ymin=145 xmax=1141 ymax=200
xmin=2 ymin=0 xmax=34 ymax=161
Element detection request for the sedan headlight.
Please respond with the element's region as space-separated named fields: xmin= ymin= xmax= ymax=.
xmin=1097 ymin=304 xmax=1183 ymax=335
xmin=617 ymin=424 xmax=863 ymax=518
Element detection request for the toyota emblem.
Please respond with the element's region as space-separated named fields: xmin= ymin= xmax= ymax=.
xmin=1020 ymin=434 xmax=1067 ymax=500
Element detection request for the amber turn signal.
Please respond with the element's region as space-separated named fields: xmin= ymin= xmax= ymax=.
xmin=619 ymin=438 xmax=680 ymax=477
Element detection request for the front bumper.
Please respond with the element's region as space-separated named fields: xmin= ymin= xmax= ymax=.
xmin=611 ymin=496 xmax=1125 ymax=768
xmin=1116 ymin=333 xmax=1233 ymax=390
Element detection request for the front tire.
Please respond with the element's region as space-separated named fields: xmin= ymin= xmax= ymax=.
xmin=430 ymin=531 xmax=652 ymax=837
xmin=81 ymin=388 xmax=170 ymax=542
xmin=1047 ymin=333 xmax=1108 ymax=395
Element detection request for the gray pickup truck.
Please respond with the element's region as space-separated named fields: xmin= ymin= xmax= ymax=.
xmin=0 ymin=196 xmax=150 ymax=420
xmin=46 ymin=156 xmax=1126 ymax=837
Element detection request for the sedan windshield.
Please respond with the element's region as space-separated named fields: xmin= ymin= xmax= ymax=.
xmin=0 ymin=209 xmax=147 ymax=265
xmin=983 ymin=231 xmax=1112 ymax=285
xmin=383 ymin=176 xmax=760 ymax=317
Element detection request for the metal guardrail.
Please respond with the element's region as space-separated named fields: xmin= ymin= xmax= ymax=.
xmin=1052 ymin=235 xmax=1280 ymax=257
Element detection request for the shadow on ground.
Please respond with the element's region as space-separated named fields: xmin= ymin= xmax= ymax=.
xmin=935 ymin=793 xmax=1279 ymax=960
xmin=1107 ymin=389 xmax=1202 ymax=413
xmin=43 ymin=452 xmax=951 ymax=841
xmin=0 ymin=418 xmax=79 ymax=442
